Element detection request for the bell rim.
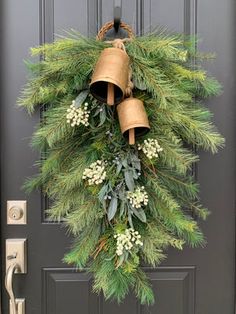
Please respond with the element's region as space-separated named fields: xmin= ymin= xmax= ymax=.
xmin=90 ymin=80 xmax=125 ymax=105
xmin=122 ymin=123 xmax=150 ymax=134
xmin=123 ymin=126 xmax=150 ymax=138
xmin=90 ymin=78 xmax=126 ymax=94
xmin=89 ymin=80 xmax=124 ymax=105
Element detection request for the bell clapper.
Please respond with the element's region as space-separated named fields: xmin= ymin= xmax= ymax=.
xmin=107 ymin=83 xmax=114 ymax=106
xmin=129 ymin=128 xmax=135 ymax=145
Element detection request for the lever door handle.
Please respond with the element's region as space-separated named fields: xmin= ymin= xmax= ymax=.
xmin=5 ymin=263 xmax=19 ymax=314
xmin=5 ymin=239 xmax=27 ymax=314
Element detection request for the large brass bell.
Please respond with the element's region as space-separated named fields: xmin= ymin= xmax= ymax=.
xmin=117 ymin=97 xmax=150 ymax=145
xmin=90 ymin=47 xmax=130 ymax=106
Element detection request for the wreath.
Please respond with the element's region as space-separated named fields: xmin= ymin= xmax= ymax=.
xmin=18 ymin=22 xmax=224 ymax=304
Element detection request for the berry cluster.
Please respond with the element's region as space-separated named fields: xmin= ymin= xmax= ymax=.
xmin=127 ymin=186 xmax=148 ymax=208
xmin=66 ymin=101 xmax=90 ymax=127
xmin=138 ymin=138 xmax=163 ymax=159
xmin=82 ymin=160 xmax=107 ymax=185
xmin=114 ymin=228 xmax=143 ymax=256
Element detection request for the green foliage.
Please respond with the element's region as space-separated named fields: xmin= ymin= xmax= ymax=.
xmin=64 ymin=222 xmax=102 ymax=268
xmin=18 ymin=29 xmax=224 ymax=305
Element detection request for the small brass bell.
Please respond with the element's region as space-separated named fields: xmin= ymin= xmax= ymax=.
xmin=90 ymin=47 xmax=130 ymax=106
xmin=117 ymin=97 xmax=150 ymax=145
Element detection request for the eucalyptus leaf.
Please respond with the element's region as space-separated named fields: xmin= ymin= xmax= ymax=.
xmin=131 ymin=153 xmax=141 ymax=171
xmin=102 ymin=199 xmax=107 ymax=210
xmin=116 ymin=254 xmax=125 ymax=267
xmin=93 ymin=107 xmax=102 ymax=117
xmin=116 ymin=162 xmax=123 ymax=175
xmin=107 ymin=196 xmax=118 ymax=221
xmin=128 ymin=212 xmax=134 ymax=229
xmin=104 ymin=254 xmax=116 ymax=261
xmin=132 ymin=169 xmax=139 ymax=180
xmin=74 ymin=89 xmax=89 ymax=108
xmin=119 ymin=200 xmax=125 ymax=217
xmin=124 ymin=170 xmax=135 ymax=191
xmin=98 ymin=184 xmax=108 ymax=202
xmin=98 ymin=109 xmax=106 ymax=126
xmin=123 ymin=250 xmax=129 ymax=261
xmin=132 ymin=208 xmax=147 ymax=223
xmin=121 ymin=158 xmax=128 ymax=168
xmin=118 ymin=187 xmax=125 ymax=200
xmin=130 ymin=153 xmax=140 ymax=163
xmin=132 ymin=161 xmax=141 ymax=171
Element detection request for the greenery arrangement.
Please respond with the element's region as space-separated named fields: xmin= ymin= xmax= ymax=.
xmin=18 ymin=27 xmax=224 ymax=305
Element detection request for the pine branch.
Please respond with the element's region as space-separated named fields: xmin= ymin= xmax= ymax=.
xmin=64 ymin=221 xmax=101 ymax=268
xmin=133 ymin=269 xmax=155 ymax=305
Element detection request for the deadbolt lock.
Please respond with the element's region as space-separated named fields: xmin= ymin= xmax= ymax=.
xmin=7 ymin=201 xmax=27 ymax=225
xmin=9 ymin=206 xmax=23 ymax=220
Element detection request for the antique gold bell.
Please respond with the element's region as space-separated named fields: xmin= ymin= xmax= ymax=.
xmin=90 ymin=47 xmax=130 ymax=105
xmin=117 ymin=97 xmax=150 ymax=145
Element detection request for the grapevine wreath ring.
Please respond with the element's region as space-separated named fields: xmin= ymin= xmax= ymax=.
xmin=18 ymin=21 xmax=224 ymax=304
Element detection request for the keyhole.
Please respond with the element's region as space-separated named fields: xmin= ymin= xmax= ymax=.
xmin=9 ymin=206 xmax=23 ymax=220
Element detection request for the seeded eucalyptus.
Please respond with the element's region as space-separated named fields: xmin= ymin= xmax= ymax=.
xmin=18 ymin=29 xmax=224 ymax=305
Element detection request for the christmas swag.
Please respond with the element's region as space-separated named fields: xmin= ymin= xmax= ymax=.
xmin=18 ymin=22 xmax=224 ymax=304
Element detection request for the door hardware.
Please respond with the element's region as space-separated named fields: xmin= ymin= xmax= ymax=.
xmin=6 ymin=239 xmax=27 ymax=273
xmin=5 ymin=263 xmax=25 ymax=314
xmin=9 ymin=207 xmax=23 ymax=220
xmin=5 ymin=239 xmax=27 ymax=313
xmin=7 ymin=253 xmax=17 ymax=260
xmin=10 ymin=299 xmax=25 ymax=314
xmin=7 ymin=201 xmax=27 ymax=225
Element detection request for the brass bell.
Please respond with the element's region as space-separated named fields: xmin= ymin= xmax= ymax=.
xmin=90 ymin=47 xmax=130 ymax=106
xmin=117 ymin=97 xmax=150 ymax=145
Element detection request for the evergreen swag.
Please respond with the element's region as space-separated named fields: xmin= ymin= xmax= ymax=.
xmin=18 ymin=27 xmax=224 ymax=304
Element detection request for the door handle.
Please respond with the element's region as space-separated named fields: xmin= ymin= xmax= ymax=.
xmin=5 ymin=263 xmax=25 ymax=314
xmin=5 ymin=263 xmax=19 ymax=314
xmin=5 ymin=240 xmax=26 ymax=314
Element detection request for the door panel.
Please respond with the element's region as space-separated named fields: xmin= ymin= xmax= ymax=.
xmin=150 ymin=0 xmax=184 ymax=32
xmin=42 ymin=267 xmax=195 ymax=314
xmin=1 ymin=1 xmax=235 ymax=313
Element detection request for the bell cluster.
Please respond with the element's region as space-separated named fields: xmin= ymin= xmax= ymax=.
xmin=66 ymin=101 xmax=90 ymax=127
xmin=82 ymin=160 xmax=107 ymax=185
xmin=114 ymin=228 xmax=143 ymax=256
xmin=127 ymin=186 xmax=149 ymax=209
xmin=90 ymin=46 xmax=150 ymax=145
xmin=138 ymin=138 xmax=163 ymax=159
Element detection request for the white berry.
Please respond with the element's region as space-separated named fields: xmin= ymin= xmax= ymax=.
xmin=82 ymin=160 xmax=107 ymax=186
xmin=114 ymin=229 xmax=143 ymax=257
xmin=127 ymin=186 xmax=148 ymax=209
xmin=138 ymin=138 xmax=163 ymax=159
xmin=66 ymin=101 xmax=90 ymax=127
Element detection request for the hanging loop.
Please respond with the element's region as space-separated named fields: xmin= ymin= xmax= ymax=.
xmin=96 ymin=21 xmax=134 ymax=41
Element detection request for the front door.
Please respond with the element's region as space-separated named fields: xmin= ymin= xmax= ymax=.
xmin=1 ymin=1 xmax=235 ymax=313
